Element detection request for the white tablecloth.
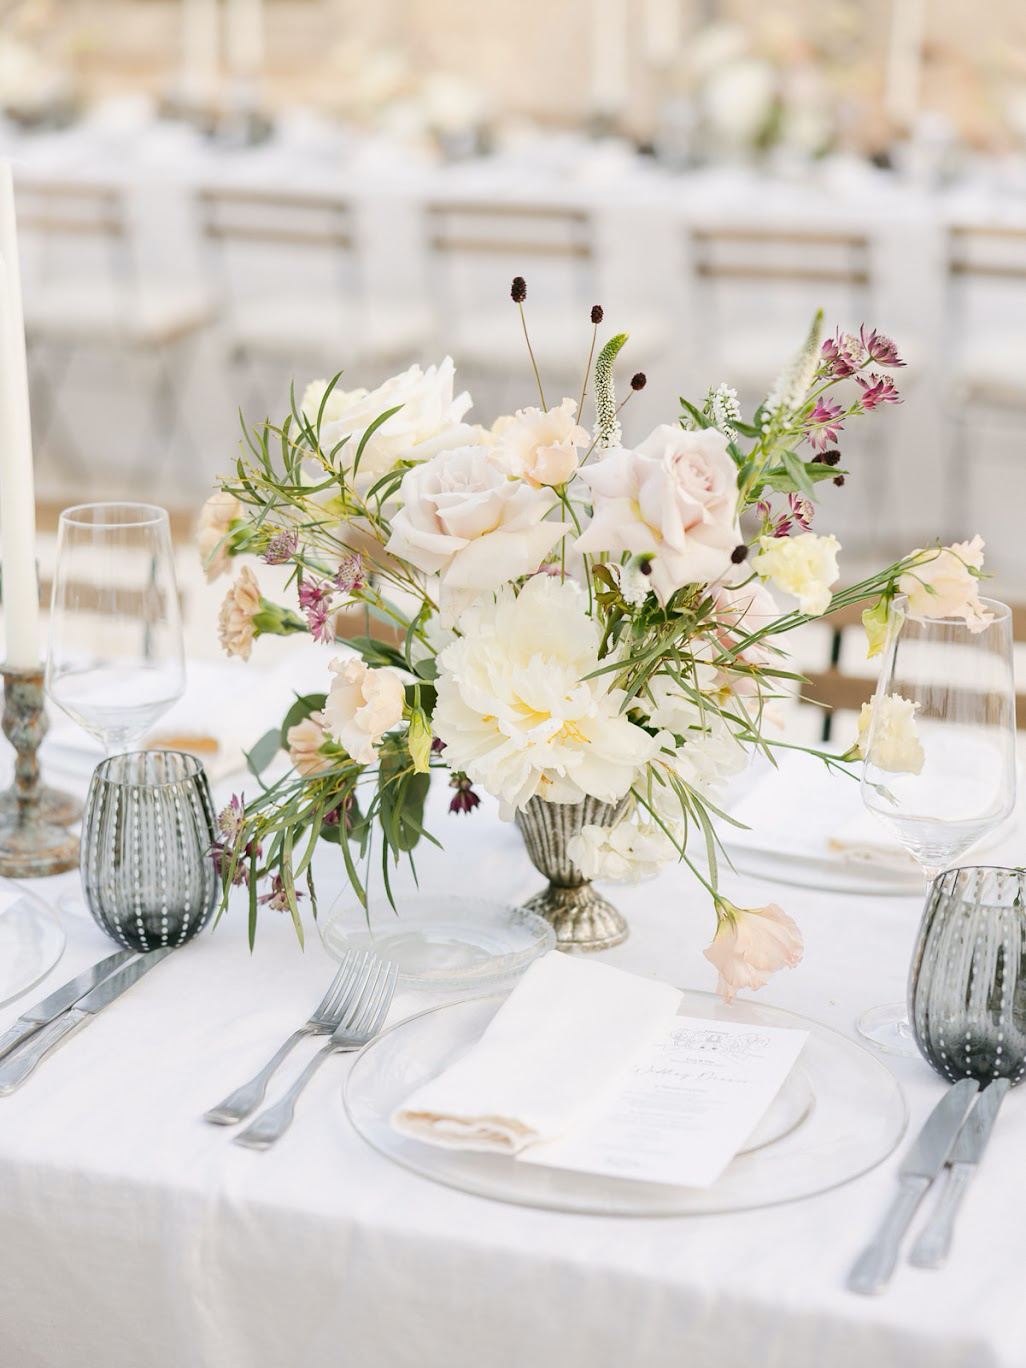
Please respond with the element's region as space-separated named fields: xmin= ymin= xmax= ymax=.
xmin=1 ymin=675 xmax=1024 ymax=1368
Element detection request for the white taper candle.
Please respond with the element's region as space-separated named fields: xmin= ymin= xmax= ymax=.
xmin=0 ymin=162 xmax=40 ymax=671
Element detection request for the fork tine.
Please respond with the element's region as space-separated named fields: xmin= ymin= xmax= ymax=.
xmin=361 ymin=963 xmax=398 ymax=1038
xmin=312 ymin=949 xmax=361 ymax=1018
xmin=350 ymin=960 xmax=396 ymax=1037
xmin=331 ymin=952 xmax=380 ymax=1025
xmin=337 ymin=955 xmax=382 ymax=1033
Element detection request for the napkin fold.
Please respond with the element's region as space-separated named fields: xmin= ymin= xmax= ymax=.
xmin=391 ymin=952 xmax=682 ymax=1155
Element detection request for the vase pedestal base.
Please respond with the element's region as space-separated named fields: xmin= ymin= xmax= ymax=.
xmin=521 ymin=883 xmax=629 ymax=953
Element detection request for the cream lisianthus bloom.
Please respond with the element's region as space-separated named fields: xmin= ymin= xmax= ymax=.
xmin=898 ymin=535 xmax=993 ymax=633
xmin=567 ymin=817 xmax=680 ymax=883
xmin=493 ymin=396 xmax=588 ymax=488
xmin=703 ymin=900 xmax=803 ymax=1003
xmin=433 ymin=576 xmax=658 ymax=811
xmin=217 ymin=566 xmax=262 ymax=660
xmin=855 ymin=692 xmax=925 ymax=775
xmin=197 ymin=491 xmax=241 ymax=583
xmin=575 ymin=425 xmax=741 ymax=605
xmin=303 ymin=358 xmax=482 ymax=477
xmin=751 ymin=532 xmax=840 ymax=616
xmin=323 ymin=658 xmax=405 ymax=765
xmin=286 ymin=713 xmax=332 ymax=777
xmin=385 ymin=445 xmax=570 ymax=624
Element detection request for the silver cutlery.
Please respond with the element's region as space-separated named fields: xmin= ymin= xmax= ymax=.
xmin=0 ymin=948 xmax=136 ymax=1062
xmin=847 ymin=1077 xmax=978 ymax=1295
xmin=234 ymin=958 xmax=397 ymax=1151
xmin=0 ymin=947 xmax=175 ymax=1095
xmin=204 ymin=950 xmax=375 ymax=1126
xmin=909 ymin=1078 xmax=1010 ymax=1269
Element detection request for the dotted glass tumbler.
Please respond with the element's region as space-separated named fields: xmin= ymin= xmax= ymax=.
xmin=80 ymin=750 xmax=218 ymax=951
xmin=909 ymin=866 xmax=1026 ymax=1087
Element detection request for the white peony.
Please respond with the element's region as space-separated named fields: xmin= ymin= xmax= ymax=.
xmin=323 ymin=657 xmax=406 ymax=765
xmin=751 ymin=532 xmax=840 ymax=617
xmin=567 ymin=818 xmax=681 ymax=883
xmin=433 ymin=576 xmax=659 ymax=811
xmin=302 ymin=358 xmax=482 ymax=476
xmin=575 ymin=425 xmax=741 ymax=605
xmin=898 ymin=536 xmax=994 ymax=633
xmin=493 ymin=397 xmax=588 ymax=488
xmin=385 ymin=445 xmax=570 ymax=624
xmin=856 ymin=692 xmax=925 ymax=775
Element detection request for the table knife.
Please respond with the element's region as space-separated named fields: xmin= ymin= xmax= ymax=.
xmin=0 ymin=948 xmax=136 ymax=1062
xmin=908 ymin=1077 xmax=1010 ymax=1269
xmin=0 ymin=947 xmax=175 ymax=1095
xmin=847 ymin=1076 xmax=978 ymax=1295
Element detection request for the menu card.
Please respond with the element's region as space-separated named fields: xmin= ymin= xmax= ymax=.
xmin=517 ymin=1016 xmax=808 ymax=1189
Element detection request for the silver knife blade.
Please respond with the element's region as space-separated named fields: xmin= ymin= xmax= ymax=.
xmin=949 ymin=1077 xmax=1009 ymax=1164
xmin=73 ymin=947 xmax=175 ymax=1013
xmin=899 ymin=1076 xmax=980 ymax=1179
xmin=21 ymin=949 xmax=136 ymax=1024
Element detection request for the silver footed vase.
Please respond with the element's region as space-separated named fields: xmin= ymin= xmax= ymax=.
xmin=515 ymin=795 xmax=628 ymax=953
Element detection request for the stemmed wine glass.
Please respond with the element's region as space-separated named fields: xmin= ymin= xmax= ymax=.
xmin=858 ymin=596 xmax=1017 ymax=1053
xmin=45 ymin=503 xmax=186 ymax=913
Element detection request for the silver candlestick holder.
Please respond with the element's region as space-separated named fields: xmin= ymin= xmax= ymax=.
xmin=0 ymin=665 xmax=80 ymax=877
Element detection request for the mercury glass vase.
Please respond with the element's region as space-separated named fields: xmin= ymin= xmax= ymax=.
xmin=515 ymin=795 xmax=628 ymax=952
xmin=909 ymin=865 xmax=1026 ymax=1086
xmin=80 ymin=750 xmax=218 ymax=952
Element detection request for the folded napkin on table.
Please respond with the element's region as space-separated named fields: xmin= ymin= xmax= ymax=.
xmin=826 ymin=811 xmax=919 ymax=871
xmin=391 ymin=952 xmax=682 ymax=1155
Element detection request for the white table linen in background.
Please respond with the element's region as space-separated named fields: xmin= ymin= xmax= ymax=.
xmin=0 ymin=662 xmax=1024 ymax=1368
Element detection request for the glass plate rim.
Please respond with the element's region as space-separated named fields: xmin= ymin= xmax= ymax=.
xmin=342 ymin=987 xmax=908 ymax=1218
xmin=0 ymin=877 xmax=66 ymax=1009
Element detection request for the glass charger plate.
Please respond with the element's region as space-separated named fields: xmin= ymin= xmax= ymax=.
xmin=344 ymin=989 xmax=907 ymax=1216
xmin=320 ymin=895 xmax=555 ymax=993
xmin=0 ymin=878 xmax=65 ymax=1009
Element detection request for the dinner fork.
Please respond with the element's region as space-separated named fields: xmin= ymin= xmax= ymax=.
xmin=204 ymin=950 xmax=374 ymax=1126
xmin=233 ymin=958 xmax=398 ymax=1150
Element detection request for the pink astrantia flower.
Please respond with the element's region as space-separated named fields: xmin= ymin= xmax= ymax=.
xmin=258 ymin=873 xmax=303 ymax=912
xmin=704 ymin=900 xmax=804 ymax=1002
xmin=217 ymin=794 xmax=246 ymax=844
xmin=262 ymin=529 xmax=298 ymax=565
xmin=305 ymin=599 xmax=335 ymax=644
xmin=860 ymin=327 xmax=904 ymax=367
xmin=820 ymin=331 xmax=864 ymax=378
xmin=335 ymin=553 xmax=364 ymax=595
xmin=449 ymin=772 xmax=482 ymax=814
xmin=803 ymin=398 xmax=845 ymax=451
xmin=755 ymin=497 xmax=792 ymax=539
xmin=787 ymin=493 xmax=814 ymax=531
xmin=298 ymin=578 xmax=332 ymax=611
xmin=856 ymin=373 xmax=902 ymax=411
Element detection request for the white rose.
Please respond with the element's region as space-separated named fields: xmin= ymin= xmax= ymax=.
xmin=575 ymin=425 xmax=741 ymax=605
xmin=898 ymin=535 xmax=994 ymax=633
xmin=303 ymin=358 xmax=483 ymax=476
xmin=323 ymin=657 xmax=405 ymax=765
xmin=385 ymin=446 xmax=570 ymax=624
xmin=855 ymin=692 xmax=925 ymax=775
xmin=493 ymin=397 xmax=588 ymax=488
xmin=751 ymin=532 xmax=840 ymax=617
xmin=433 ymin=576 xmax=659 ymax=811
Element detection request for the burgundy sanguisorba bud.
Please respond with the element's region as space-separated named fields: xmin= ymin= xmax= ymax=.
xmin=630 ymin=372 xmax=647 ymax=391
xmin=590 ymin=304 xmax=604 ymax=324
xmin=730 ymin=543 xmax=749 ymax=564
xmin=833 ymin=474 xmax=846 ymax=487
xmin=510 ymin=276 xmax=527 ymax=303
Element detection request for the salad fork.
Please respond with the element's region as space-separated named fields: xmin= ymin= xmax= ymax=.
xmin=233 ymin=958 xmax=398 ymax=1150
xmin=204 ymin=950 xmax=374 ymax=1125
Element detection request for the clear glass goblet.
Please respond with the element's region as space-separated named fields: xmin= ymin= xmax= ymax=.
xmin=859 ymin=596 xmax=1017 ymax=1053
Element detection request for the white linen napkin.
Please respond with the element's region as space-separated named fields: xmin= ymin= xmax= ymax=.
xmin=391 ymin=952 xmax=682 ymax=1155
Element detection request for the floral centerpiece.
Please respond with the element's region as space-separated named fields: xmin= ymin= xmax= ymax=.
xmin=201 ymin=282 xmax=991 ymax=1000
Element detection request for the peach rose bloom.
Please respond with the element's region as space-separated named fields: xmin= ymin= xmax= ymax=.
xmin=217 ymin=566 xmax=261 ymax=661
xmin=286 ymin=713 xmax=332 ymax=776
xmin=703 ymin=901 xmax=803 ymax=1002
xmin=197 ymin=491 xmax=241 ymax=583
xmin=494 ymin=397 xmax=588 ymax=487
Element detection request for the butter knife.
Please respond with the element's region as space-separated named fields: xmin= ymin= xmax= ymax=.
xmin=908 ymin=1077 xmax=1010 ymax=1269
xmin=0 ymin=947 xmax=175 ymax=1095
xmin=0 ymin=949 xmax=136 ymax=1062
xmin=848 ymin=1077 xmax=978 ymax=1295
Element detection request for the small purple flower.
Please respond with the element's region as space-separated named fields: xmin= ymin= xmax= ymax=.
xmin=258 ymin=873 xmax=302 ymax=912
xmin=322 ymin=795 xmax=353 ymax=831
xmin=757 ymin=498 xmax=793 ymax=539
xmin=334 ymin=553 xmax=364 ymax=595
xmin=431 ymin=736 xmax=447 ymax=754
xmin=217 ymin=794 xmax=246 ymax=844
xmin=449 ymin=773 xmax=481 ymax=815
xmin=298 ymin=578 xmax=332 ymax=612
xmin=209 ymin=841 xmax=249 ymax=886
xmin=305 ymin=599 xmax=335 ymax=644
xmin=787 ymin=493 xmax=814 ymax=531
xmin=860 ymin=327 xmax=905 ymax=367
xmin=803 ymin=398 xmax=845 ymax=451
xmin=820 ymin=331 xmax=863 ymax=378
xmin=262 ymin=529 xmax=298 ymax=565
xmin=856 ymin=373 xmax=902 ymax=410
